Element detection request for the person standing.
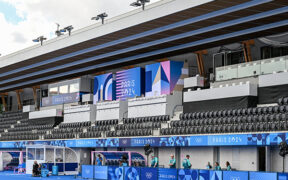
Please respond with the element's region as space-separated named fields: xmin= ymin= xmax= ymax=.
xmin=226 ymin=161 xmax=232 ymax=171
xmin=214 ymin=162 xmax=221 ymax=171
xmin=96 ymin=154 xmax=103 ymax=166
xmin=169 ymin=154 xmax=176 ymax=168
xmin=182 ymin=155 xmax=191 ymax=169
xmin=206 ymin=162 xmax=212 ymax=169
xmin=151 ymin=155 xmax=158 ymax=168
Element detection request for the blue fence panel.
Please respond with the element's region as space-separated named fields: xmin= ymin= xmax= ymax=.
xmin=124 ymin=167 xmax=141 ymax=180
xmin=199 ymin=170 xmax=210 ymax=180
xmin=158 ymin=168 xmax=178 ymax=180
xmin=178 ymin=169 xmax=198 ymax=180
xmin=210 ymin=170 xmax=222 ymax=180
xmin=108 ymin=166 xmax=125 ymax=180
xmin=141 ymin=167 xmax=158 ymax=180
xmin=82 ymin=165 xmax=94 ymax=179
xmin=249 ymin=171 xmax=277 ymax=180
xmin=223 ymin=171 xmax=248 ymax=180
xmin=278 ymin=173 xmax=288 ymax=180
xmin=94 ymin=166 xmax=108 ymax=180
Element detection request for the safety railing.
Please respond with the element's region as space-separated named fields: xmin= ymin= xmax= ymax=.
xmin=216 ymin=55 xmax=288 ymax=81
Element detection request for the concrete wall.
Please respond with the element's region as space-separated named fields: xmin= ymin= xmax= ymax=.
xmin=180 ymin=147 xmax=214 ymax=169
xmin=270 ymin=146 xmax=288 ymax=172
xmin=158 ymin=147 xmax=176 ymax=168
xmin=219 ymin=147 xmax=258 ymax=171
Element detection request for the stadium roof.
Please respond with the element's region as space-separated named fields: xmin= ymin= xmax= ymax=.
xmin=0 ymin=0 xmax=288 ymax=92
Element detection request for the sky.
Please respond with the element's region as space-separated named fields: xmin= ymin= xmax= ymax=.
xmin=0 ymin=0 xmax=160 ymax=56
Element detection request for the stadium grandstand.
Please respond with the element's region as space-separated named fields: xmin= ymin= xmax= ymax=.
xmin=0 ymin=0 xmax=288 ymax=179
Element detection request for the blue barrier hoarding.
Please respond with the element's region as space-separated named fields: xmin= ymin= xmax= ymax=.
xmin=199 ymin=170 xmax=210 ymax=180
xmin=223 ymin=171 xmax=248 ymax=180
xmin=95 ymin=166 xmax=108 ymax=180
xmin=158 ymin=168 xmax=178 ymax=180
xmin=210 ymin=170 xmax=222 ymax=180
xmin=278 ymin=173 xmax=288 ymax=180
xmin=82 ymin=165 xmax=93 ymax=179
xmin=249 ymin=172 xmax=277 ymax=180
xmin=141 ymin=167 xmax=158 ymax=180
xmin=124 ymin=167 xmax=141 ymax=180
xmin=178 ymin=169 xmax=198 ymax=180
xmin=116 ymin=67 xmax=144 ymax=100
xmin=108 ymin=166 xmax=124 ymax=180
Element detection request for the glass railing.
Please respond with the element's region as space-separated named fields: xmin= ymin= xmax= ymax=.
xmin=216 ymin=56 xmax=288 ymax=81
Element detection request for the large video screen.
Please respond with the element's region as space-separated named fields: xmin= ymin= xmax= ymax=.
xmin=116 ymin=67 xmax=144 ymax=100
xmin=145 ymin=61 xmax=187 ymax=97
xmin=93 ymin=73 xmax=115 ymax=103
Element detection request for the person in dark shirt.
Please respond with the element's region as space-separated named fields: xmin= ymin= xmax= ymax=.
xmin=32 ymin=161 xmax=40 ymax=176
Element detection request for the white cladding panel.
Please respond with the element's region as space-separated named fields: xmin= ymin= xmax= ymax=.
xmin=259 ymin=71 xmax=288 ymax=87
xmin=184 ymin=82 xmax=258 ymax=102
xmin=23 ymin=105 xmax=35 ymax=113
xmin=184 ymin=76 xmax=204 ymax=88
xmin=128 ymin=93 xmax=182 ymax=118
xmin=29 ymin=109 xmax=62 ymax=119
xmin=63 ymin=105 xmax=96 ymax=123
xmin=96 ymin=101 xmax=128 ymax=121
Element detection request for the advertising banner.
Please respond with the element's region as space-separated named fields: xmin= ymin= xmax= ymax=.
xmin=278 ymin=173 xmax=288 ymax=180
xmin=116 ymin=67 xmax=144 ymax=100
xmin=41 ymin=92 xmax=80 ymax=107
xmin=199 ymin=170 xmax=210 ymax=180
xmin=158 ymin=168 xmax=178 ymax=180
xmin=178 ymin=169 xmax=199 ymax=180
xmin=95 ymin=166 xmax=108 ymax=180
xmin=81 ymin=165 xmax=93 ymax=179
xmin=223 ymin=171 xmax=249 ymax=180
xmin=94 ymin=73 xmax=115 ymax=103
xmin=124 ymin=167 xmax=141 ymax=180
xmin=210 ymin=170 xmax=222 ymax=180
xmin=249 ymin=172 xmax=277 ymax=180
xmin=141 ymin=167 xmax=158 ymax=180
xmin=108 ymin=166 xmax=124 ymax=180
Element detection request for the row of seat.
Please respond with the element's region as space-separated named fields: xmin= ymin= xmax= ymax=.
xmin=172 ymin=113 xmax=288 ymax=127
xmin=116 ymin=122 xmax=161 ymax=130
xmin=8 ymin=124 xmax=54 ymax=132
xmin=79 ymin=132 xmax=102 ymax=138
xmin=161 ymin=121 xmax=287 ymax=135
xmin=95 ymin=119 xmax=119 ymax=126
xmin=87 ymin=126 xmax=110 ymax=132
xmin=59 ymin=121 xmax=91 ymax=128
xmin=52 ymin=128 xmax=83 ymax=134
xmin=123 ymin=115 xmax=170 ymax=124
xmin=278 ymin=97 xmax=288 ymax=105
xmin=180 ymin=105 xmax=288 ymax=120
xmin=0 ymin=135 xmax=39 ymax=141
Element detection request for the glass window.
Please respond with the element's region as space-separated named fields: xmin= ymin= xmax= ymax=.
xmin=59 ymin=85 xmax=68 ymax=94
xmin=69 ymin=83 xmax=79 ymax=93
xmin=28 ymin=148 xmax=35 ymax=160
xmin=36 ymin=148 xmax=44 ymax=160
xmin=49 ymin=87 xmax=58 ymax=95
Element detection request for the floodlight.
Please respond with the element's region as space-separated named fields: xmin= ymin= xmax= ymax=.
xmin=130 ymin=0 xmax=150 ymax=10
xmin=32 ymin=36 xmax=47 ymax=46
xmin=91 ymin=13 xmax=108 ymax=24
xmin=59 ymin=25 xmax=74 ymax=36
xmin=55 ymin=23 xmax=63 ymax=37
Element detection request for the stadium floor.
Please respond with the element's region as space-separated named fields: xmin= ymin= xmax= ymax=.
xmin=0 ymin=171 xmax=78 ymax=180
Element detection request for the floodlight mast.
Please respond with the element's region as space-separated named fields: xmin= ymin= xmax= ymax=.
xmin=32 ymin=36 xmax=47 ymax=46
xmin=130 ymin=0 xmax=150 ymax=10
xmin=91 ymin=13 xmax=108 ymax=24
xmin=60 ymin=25 xmax=74 ymax=36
